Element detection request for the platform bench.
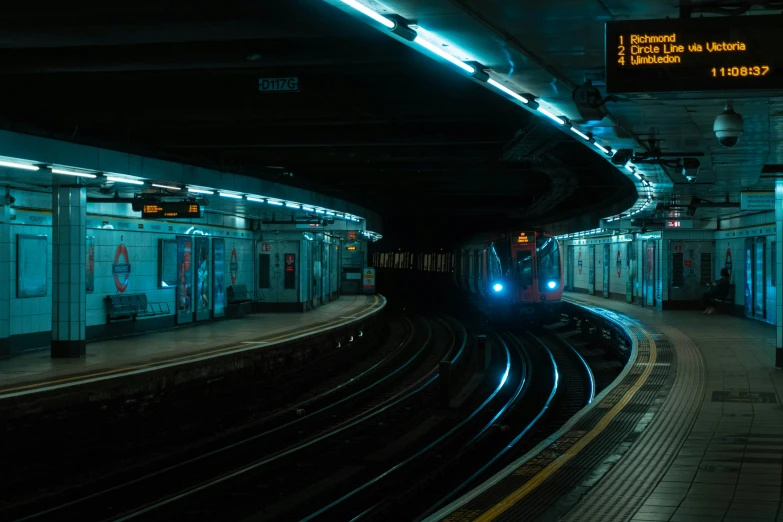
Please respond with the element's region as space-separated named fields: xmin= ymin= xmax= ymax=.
xmin=105 ymin=293 xmax=170 ymax=323
xmin=227 ymin=284 xmax=252 ymax=304
xmin=712 ymin=283 xmax=735 ymax=313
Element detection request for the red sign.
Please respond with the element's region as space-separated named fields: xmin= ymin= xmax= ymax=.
xmin=725 ymin=247 xmax=732 ymax=274
xmin=577 ymin=250 xmax=583 ymax=275
xmin=617 ymin=250 xmax=622 ymax=277
xmin=684 ymin=259 xmax=693 ymax=267
xmin=285 ymin=253 xmax=295 ymax=272
xmin=112 ymin=244 xmax=131 ymax=293
xmin=674 ymin=244 xmax=682 ymax=253
xmin=230 ymin=247 xmax=238 ymax=284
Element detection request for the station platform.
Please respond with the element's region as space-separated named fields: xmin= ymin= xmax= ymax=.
xmin=431 ymin=292 xmax=783 ymax=522
xmin=0 ymin=295 xmax=384 ymax=401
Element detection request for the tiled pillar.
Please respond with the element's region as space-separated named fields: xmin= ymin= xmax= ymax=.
xmin=776 ymin=180 xmax=783 ymax=369
xmin=0 ymin=205 xmax=10 ymax=357
xmin=51 ymin=186 xmax=87 ymax=358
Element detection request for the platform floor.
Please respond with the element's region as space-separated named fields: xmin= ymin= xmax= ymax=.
xmin=431 ymin=293 xmax=782 ymax=522
xmin=0 ymin=295 xmax=383 ymax=399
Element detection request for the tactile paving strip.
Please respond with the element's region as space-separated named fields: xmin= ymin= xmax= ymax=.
xmin=436 ymin=299 xmax=705 ymax=522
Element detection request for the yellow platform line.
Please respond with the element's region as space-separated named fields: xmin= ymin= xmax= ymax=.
xmin=0 ymin=296 xmax=380 ymax=396
xmin=471 ymin=327 xmax=657 ymax=522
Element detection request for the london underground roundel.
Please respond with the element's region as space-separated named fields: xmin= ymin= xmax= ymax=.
xmin=577 ymin=251 xmax=583 ymax=275
xmin=113 ymin=244 xmax=131 ymax=293
xmin=230 ymin=247 xmax=238 ymax=285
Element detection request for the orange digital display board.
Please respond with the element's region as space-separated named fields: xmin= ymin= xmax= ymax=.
xmin=516 ymin=233 xmax=530 ymax=244
xmin=141 ymin=202 xmax=202 ymax=219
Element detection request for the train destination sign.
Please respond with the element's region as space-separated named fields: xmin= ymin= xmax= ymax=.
xmin=141 ymin=202 xmax=202 ymax=219
xmin=605 ymin=16 xmax=782 ymax=94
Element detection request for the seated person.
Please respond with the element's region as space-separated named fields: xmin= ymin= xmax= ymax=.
xmin=702 ymin=268 xmax=730 ymax=314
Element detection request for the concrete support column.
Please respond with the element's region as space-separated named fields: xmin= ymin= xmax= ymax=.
xmin=776 ymin=180 xmax=783 ymax=369
xmin=51 ymin=186 xmax=87 ymax=358
xmin=0 ymin=205 xmax=10 ymax=357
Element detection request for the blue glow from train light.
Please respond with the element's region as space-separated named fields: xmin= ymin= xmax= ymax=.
xmin=547 ymin=280 xmax=557 ymax=290
xmin=493 ymin=283 xmax=503 ymax=292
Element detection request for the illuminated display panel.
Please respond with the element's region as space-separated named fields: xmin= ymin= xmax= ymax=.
xmin=142 ymin=202 xmax=202 ymax=219
xmin=516 ymin=233 xmax=530 ymax=244
xmin=606 ymin=16 xmax=782 ymax=94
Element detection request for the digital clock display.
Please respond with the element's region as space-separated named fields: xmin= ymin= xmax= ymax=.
xmin=141 ymin=202 xmax=202 ymax=219
xmin=606 ymin=15 xmax=782 ymax=94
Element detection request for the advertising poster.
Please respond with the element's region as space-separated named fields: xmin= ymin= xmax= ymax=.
xmin=159 ymin=239 xmax=178 ymax=288
xmin=213 ymin=238 xmax=226 ymax=318
xmin=17 ymin=235 xmax=48 ymax=298
xmin=177 ymin=236 xmax=193 ymax=324
xmin=195 ymin=237 xmax=210 ymax=321
xmin=86 ymin=236 xmax=95 ymax=293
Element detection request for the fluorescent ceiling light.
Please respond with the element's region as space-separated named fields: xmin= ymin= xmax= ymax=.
xmin=302 ymin=206 xmax=315 ymax=211
xmin=0 ymin=160 xmax=39 ymax=171
xmin=570 ymin=127 xmax=591 ymax=141
xmin=413 ymin=36 xmax=475 ymax=73
xmin=326 ymin=211 xmax=335 ymax=216
xmin=537 ymin=107 xmax=565 ymax=125
xmin=106 ymin=176 xmax=144 ymax=185
xmin=624 ymin=162 xmax=635 ymax=173
xmin=594 ymin=143 xmax=610 ymax=154
xmin=267 ymin=200 xmax=283 ymax=206
xmin=151 ymin=183 xmax=180 ymax=190
xmin=247 ymin=197 xmax=264 ymax=203
xmin=188 ymin=188 xmax=213 ymax=194
xmin=633 ymin=172 xmax=642 ymax=180
xmin=285 ymin=202 xmax=300 ymax=208
xmin=339 ymin=0 xmax=395 ymax=29
xmin=486 ymin=79 xmax=530 ymax=104
xmin=219 ymin=192 xmax=242 ymax=199
xmin=51 ymin=168 xmax=96 ymax=179
xmin=315 ymin=209 xmax=325 ymax=214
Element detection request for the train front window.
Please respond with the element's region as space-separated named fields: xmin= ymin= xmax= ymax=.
xmin=537 ymin=236 xmax=560 ymax=291
xmin=515 ymin=250 xmax=533 ymax=287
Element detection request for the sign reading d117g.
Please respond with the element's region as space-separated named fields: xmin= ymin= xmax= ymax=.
xmin=258 ymin=77 xmax=299 ymax=92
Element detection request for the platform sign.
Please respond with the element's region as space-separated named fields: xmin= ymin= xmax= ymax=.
xmin=666 ymin=220 xmax=693 ymax=229
xmin=606 ymin=15 xmax=783 ymax=94
xmin=740 ymin=191 xmax=775 ymax=211
xmin=258 ymin=77 xmax=299 ymax=92
xmin=362 ymin=267 xmax=376 ymax=294
xmin=141 ymin=202 xmax=201 ymax=219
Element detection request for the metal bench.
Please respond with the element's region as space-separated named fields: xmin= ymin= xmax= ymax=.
xmin=105 ymin=293 xmax=170 ymax=323
xmin=227 ymin=284 xmax=252 ymax=304
xmin=712 ymin=283 xmax=735 ymax=313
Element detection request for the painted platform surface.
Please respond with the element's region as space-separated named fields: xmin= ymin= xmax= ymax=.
xmin=0 ymin=295 xmax=383 ymax=399
xmin=429 ymin=293 xmax=782 ymax=522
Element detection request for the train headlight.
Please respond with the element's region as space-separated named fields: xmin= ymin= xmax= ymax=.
xmin=547 ymin=280 xmax=557 ymax=290
xmin=493 ymin=283 xmax=503 ymax=292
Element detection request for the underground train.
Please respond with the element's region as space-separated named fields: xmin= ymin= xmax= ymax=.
xmin=453 ymin=230 xmax=563 ymax=323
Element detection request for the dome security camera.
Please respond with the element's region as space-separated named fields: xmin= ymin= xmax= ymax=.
xmin=713 ymin=103 xmax=743 ymax=148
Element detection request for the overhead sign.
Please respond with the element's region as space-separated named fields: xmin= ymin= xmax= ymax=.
xmin=740 ymin=191 xmax=775 ymax=211
xmin=666 ymin=220 xmax=693 ymax=229
xmin=605 ymin=16 xmax=782 ymax=93
xmin=258 ymin=77 xmax=300 ymax=92
xmin=516 ymin=232 xmax=530 ymax=244
xmin=142 ymin=202 xmax=201 ymax=219
xmin=362 ymin=267 xmax=376 ymax=294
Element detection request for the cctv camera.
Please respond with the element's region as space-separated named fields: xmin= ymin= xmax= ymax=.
xmin=713 ymin=103 xmax=743 ymax=148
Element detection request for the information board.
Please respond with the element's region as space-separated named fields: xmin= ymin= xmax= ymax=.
xmin=740 ymin=191 xmax=775 ymax=211
xmin=606 ymin=16 xmax=783 ymax=93
xmin=17 ymin=235 xmax=47 ymax=298
xmin=142 ymin=202 xmax=202 ymax=219
xmin=362 ymin=267 xmax=376 ymax=294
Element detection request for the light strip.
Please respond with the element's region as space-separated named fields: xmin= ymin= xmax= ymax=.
xmin=413 ymin=36 xmax=475 ymax=73
xmin=326 ymin=211 xmax=335 ymax=216
xmin=302 ymin=206 xmax=315 ymax=211
xmin=106 ymin=176 xmax=144 ymax=185
xmin=51 ymin=168 xmax=97 ymax=179
xmin=594 ymin=143 xmax=610 ymax=155
xmin=247 ymin=197 xmax=264 ymax=203
xmin=339 ymin=0 xmax=395 ymax=29
xmin=625 ymin=162 xmax=635 ymax=173
xmin=0 ymin=160 xmax=39 ymax=171
xmin=486 ymin=79 xmax=529 ymax=104
xmin=285 ymin=202 xmax=300 ymax=208
xmin=188 ymin=188 xmax=214 ymax=195
xmin=633 ymin=172 xmax=642 ymax=180
xmin=267 ymin=200 xmax=283 ymax=206
xmin=316 ymin=209 xmax=325 ymax=214
xmin=570 ymin=127 xmax=591 ymax=141
xmin=537 ymin=107 xmax=565 ymax=125
xmin=219 ymin=192 xmax=242 ymax=199
xmin=151 ymin=183 xmax=180 ymax=190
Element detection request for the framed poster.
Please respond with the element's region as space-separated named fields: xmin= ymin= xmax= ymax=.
xmin=17 ymin=235 xmax=48 ymax=298
xmin=176 ymin=236 xmax=193 ymax=324
xmin=195 ymin=237 xmax=210 ymax=321
xmin=213 ymin=238 xmax=226 ymax=318
xmin=86 ymin=236 xmax=95 ymax=293
xmin=159 ymin=239 xmax=178 ymax=288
